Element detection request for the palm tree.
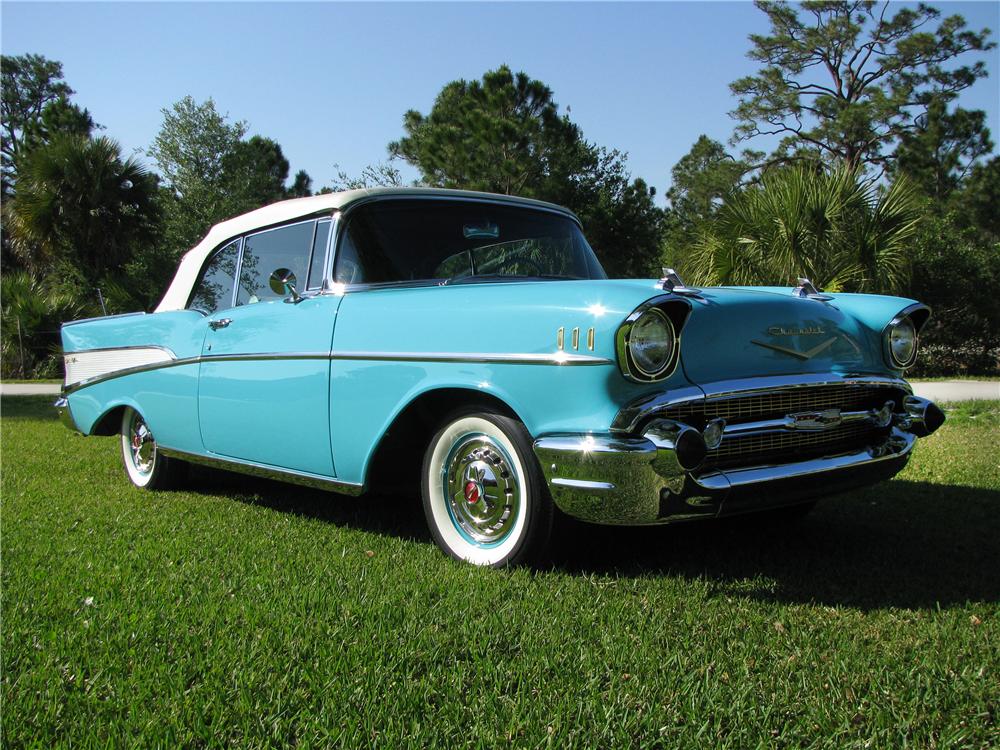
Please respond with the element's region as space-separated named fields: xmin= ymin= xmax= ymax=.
xmin=7 ymin=135 xmax=159 ymax=281
xmin=685 ymin=167 xmax=922 ymax=294
xmin=1 ymin=272 xmax=83 ymax=378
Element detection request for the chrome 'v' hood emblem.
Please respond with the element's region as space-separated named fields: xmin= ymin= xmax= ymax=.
xmin=750 ymin=336 xmax=836 ymax=361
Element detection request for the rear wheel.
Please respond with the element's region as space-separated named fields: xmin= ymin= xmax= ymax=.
xmin=120 ymin=407 xmax=183 ymax=489
xmin=421 ymin=409 xmax=553 ymax=566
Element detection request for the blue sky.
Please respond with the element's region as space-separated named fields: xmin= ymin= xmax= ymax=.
xmin=3 ymin=1 xmax=998 ymax=203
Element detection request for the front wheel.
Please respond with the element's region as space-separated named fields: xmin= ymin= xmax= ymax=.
xmin=120 ymin=407 xmax=183 ymax=489
xmin=421 ymin=409 xmax=553 ymax=567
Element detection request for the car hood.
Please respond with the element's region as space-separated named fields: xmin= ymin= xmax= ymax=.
xmin=558 ymin=280 xmax=892 ymax=381
xmin=673 ymin=286 xmax=889 ymax=382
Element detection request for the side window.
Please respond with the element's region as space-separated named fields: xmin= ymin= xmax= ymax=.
xmin=334 ymin=225 xmax=365 ymax=285
xmin=306 ymin=219 xmax=331 ymax=290
xmin=188 ymin=239 xmax=241 ymax=315
xmin=236 ymin=221 xmax=315 ymax=305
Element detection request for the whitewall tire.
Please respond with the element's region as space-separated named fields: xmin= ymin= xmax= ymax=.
xmin=421 ymin=409 xmax=553 ymax=567
xmin=120 ymin=407 xmax=181 ymax=490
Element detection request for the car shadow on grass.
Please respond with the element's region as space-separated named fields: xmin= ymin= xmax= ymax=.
xmin=184 ymin=464 xmax=433 ymax=544
xmin=187 ymin=462 xmax=998 ymax=611
xmin=550 ymin=480 xmax=1000 ymax=611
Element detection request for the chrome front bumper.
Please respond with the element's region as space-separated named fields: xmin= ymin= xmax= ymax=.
xmin=533 ymin=395 xmax=943 ymax=525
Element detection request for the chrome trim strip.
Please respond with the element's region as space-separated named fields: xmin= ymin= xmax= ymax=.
xmin=157 ymin=447 xmax=364 ymax=496
xmin=327 ymin=351 xmax=613 ymax=365
xmin=62 ymin=349 xmax=613 ymax=394
xmin=65 ymin=344 xmax=178 ymax=358
xmin=611 ymin=374 xmax=912 ymax=434
xmin=551 ymin=478 xmax=616 ymax=492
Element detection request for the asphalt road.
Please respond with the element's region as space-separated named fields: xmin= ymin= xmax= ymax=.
xmin=2 ymin=380 xmax=997 ymax=401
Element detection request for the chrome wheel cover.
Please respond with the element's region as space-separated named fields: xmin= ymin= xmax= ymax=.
xmin=127 ymin=411 xmax=156 ymax=475
xmin=443 ymin=434 xmax=520 ymax=546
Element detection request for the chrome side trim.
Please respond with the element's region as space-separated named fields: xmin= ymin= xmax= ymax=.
xmin=157 ymin=447 xmax=364 ymax=496
xmin=62 ymin=349 xmax=613 ymax=394
xmin=327 ymin=351 xmax=613 ymax=366
xmin=612 ymin=373 xmax=912 ymax=434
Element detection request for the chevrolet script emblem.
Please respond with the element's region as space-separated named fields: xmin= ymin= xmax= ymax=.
xmin=768 ymin=326 xmax=824 ymax=336
xmin=751 ymin=326 xmax=836 ymax=360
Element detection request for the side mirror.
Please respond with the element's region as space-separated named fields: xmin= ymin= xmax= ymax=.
xmin=269 ymin=268 xmax=303 ymax=303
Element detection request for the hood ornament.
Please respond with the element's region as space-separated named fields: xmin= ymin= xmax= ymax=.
xmin=659 ymin=268 xmax=702 ymax=297
xmin=792 ymin=277 xmax=833 ymax=301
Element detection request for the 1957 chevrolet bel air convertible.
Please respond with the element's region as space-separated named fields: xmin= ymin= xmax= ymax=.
xmin=57 ymin=187 xmax=944 ymax=566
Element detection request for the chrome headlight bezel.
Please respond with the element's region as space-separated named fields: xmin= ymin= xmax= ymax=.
xmin=882 ymin=303 xmax=930 ymax=370
xmin=616 ymin=303 xmax=682 ymax=382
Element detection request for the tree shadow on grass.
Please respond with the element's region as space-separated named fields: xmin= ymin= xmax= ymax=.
xmin=550 ymin=480 xmax=1000 ymax=611
xmin=187 ymin=462 xmax=999 ymax=611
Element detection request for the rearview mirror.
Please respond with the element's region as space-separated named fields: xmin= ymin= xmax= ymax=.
xmin=269 ymin=268 xmax=303 ymax=303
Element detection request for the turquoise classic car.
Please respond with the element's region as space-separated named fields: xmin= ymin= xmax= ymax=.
xmin=57 ymin=187 xmax=944 ymax=566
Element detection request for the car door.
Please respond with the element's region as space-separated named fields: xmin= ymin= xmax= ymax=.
xmin=196 ymin=218 xmax=340 ymax=477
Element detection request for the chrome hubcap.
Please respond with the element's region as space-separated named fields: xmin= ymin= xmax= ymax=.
xmin=444 ymin=434 xmax=520 ymax=545
xmin=128 ymin=412 xmax=155 ymax=475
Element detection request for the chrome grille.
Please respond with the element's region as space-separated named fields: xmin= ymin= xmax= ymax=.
xmin=659 ymin=383 xmax=905 ymax=470
xmin=708 ymin=423 xmax=881 ymax=469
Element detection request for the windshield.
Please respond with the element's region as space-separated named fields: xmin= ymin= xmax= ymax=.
xmin=333 ymin=199 xmax=607 ymax=286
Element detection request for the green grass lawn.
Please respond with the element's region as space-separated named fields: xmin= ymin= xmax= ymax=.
xmin=3 ymin=396 xmax=998 ymax=748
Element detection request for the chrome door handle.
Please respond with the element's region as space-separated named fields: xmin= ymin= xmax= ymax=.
xmin=208 ymin=318 xmax=232 ymax=330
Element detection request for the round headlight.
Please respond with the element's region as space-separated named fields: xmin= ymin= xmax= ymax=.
xmin=888 ymin=318 xmax=917 ymax=367
xmin=628 ymin=308 xmax=675 ymax=378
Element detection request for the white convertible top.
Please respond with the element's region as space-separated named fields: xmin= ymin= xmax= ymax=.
xmin=155 ymin=187 xmax=577 ymax=312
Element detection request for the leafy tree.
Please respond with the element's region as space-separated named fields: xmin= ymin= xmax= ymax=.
xmin=667 ymin=136 xmax=748 ymax=223
xmin=686 ymin=166 xmax=922 ymax=294
xmin=893 ymin=99 xmax=993 ymax=204
xmin=1 ymin=54 xmax=91 ymax=186
xmin=954 ymin=156 xmax=1000 ymax=242
xmin=148 ymin=96 xmax=247 ymax=253
xmin=149 ymin=96 xmax=312 ymax=258
xmin=730 ymin=1 xmax=995 ymax=172
xmin=390 ymin=66 xmax=576 ymax=195
xmin=907 ymin=212 xmax=1000 ymax=375
xmin=287 ymin=169 xmax=313 ymax=197
xmin=390 ymin=65 xmax=664 ymax=276
xmin=223 ymin=135 xmax=290 ymax=207
xmin=7 ymin=135 xmax=159 ymax=282
xmin=329 ymin=161 xmax=404 ymax=191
